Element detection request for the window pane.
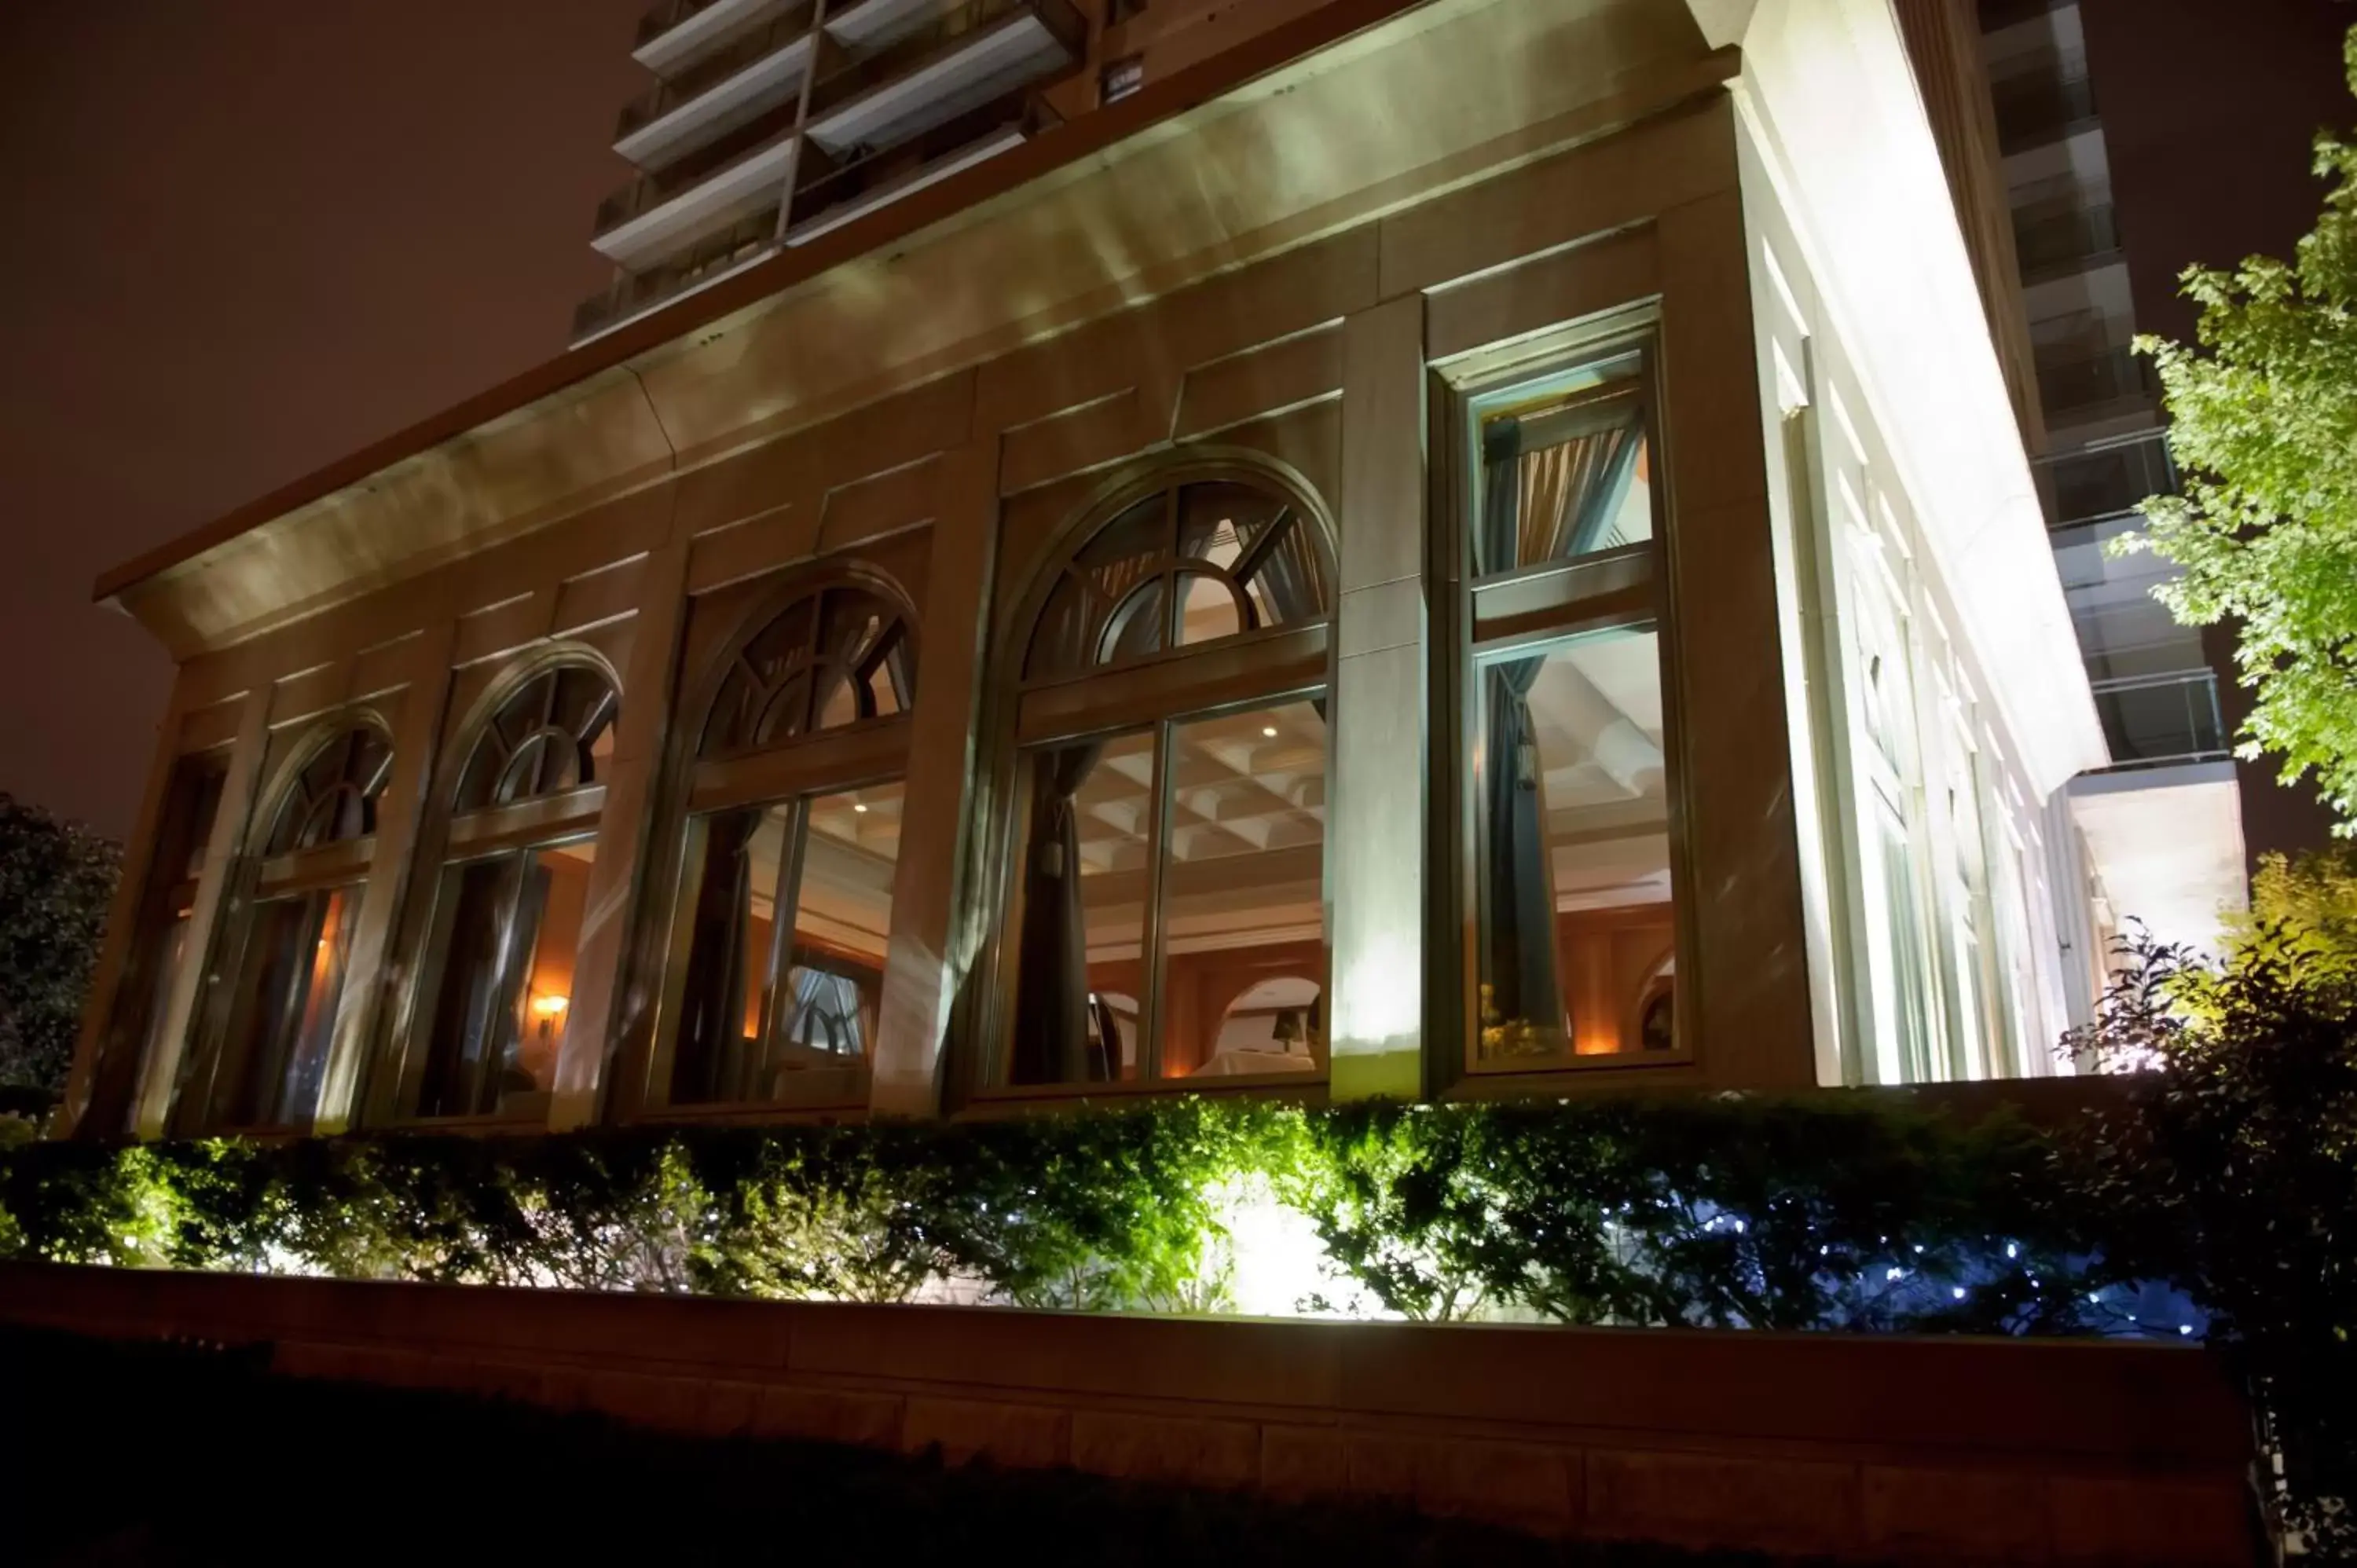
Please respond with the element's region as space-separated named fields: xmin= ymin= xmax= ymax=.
xmin=1474 ymin=383 xmax=1651 ymax=577
xmin=1160 ymin=702 xmax=1326 ymax=1079
xmin=1475 ymin=628 xmax=1676 ymax=1062
xmin=1007 ymin=730 xmax=1155 ymax=1084
xmin=211 ymin=886 xmax=355 ymax=1128
xmin=416 ymin=839 xmax=596 ymax=1119
xmin=776 ymin=783 xmax=902 ymax=1071
xmin=1174 ymin=571 xmax=1242 ymax=647
xmin=669 ymin=803 xmax=793 ymax=1105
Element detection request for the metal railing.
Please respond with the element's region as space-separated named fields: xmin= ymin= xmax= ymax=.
xmin=789 ymin=90 xmax=1058 ymax=233
xmin=1992 ymin=71 xmax=2098 ymax=155
xmin=573 ymin=205 xmax=782 ymax=340
xmin=595 ymin=97 xmax=801 ymax=236
xmin=2036 ymin=430 xmax=2175 ymax=529
xmin=2013 ymin=200 xmax=2121 ymax=283
xmin=618 ymin=1 xmax=819 ymax=144
xmin=806 ymin=0 xmax=1087 ymax=124
xmin=2089 ymin=670 xmax=2229 ymax=767
xmin=2035 ymin=343 xmax=2157 ymax=422
xmin=636 ymin=0 xmax=733 ymax=50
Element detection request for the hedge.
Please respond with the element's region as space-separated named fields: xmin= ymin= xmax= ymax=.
xmin=0 ymin=1094 xmax=2193 ymax=1339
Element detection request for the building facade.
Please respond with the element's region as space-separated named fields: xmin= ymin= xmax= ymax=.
xmin=61 ymin=0 xmax=2121 ymax=1141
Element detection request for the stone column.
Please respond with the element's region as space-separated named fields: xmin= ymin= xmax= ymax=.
xmin=1328 ymin=295 xmax=1429 ymax=1101
xmin=871 ymin=438 xmax=999 ymax=1118
xmin=131 ymin=687 xmax=272 ymax=1139
xmin=551 ymin=537 xmax=694 ymax=1131
xmin=313 ymin=622 xmax=455 ymax=1134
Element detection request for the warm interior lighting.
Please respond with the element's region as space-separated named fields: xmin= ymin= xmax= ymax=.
xmin=853 ymin=802 xmax=869 ymax=813
xmin=530 ymin=994 xmax=570 ymax=1019
xmin=1261 ymin=725 xmax=1277 ymax=738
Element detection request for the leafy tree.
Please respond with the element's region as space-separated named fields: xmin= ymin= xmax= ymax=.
xmin=2069 ymin=928 xmax=2357 ymax=1559
xmin=0 ymin=794 xmax=120 ymax=1100
xmin=2219 ymin=844 xmax=2357 ymax=989
xmin=2128 ymin=24 xmax=2357 ymax=833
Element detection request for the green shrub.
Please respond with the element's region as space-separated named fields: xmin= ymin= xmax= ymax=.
xmin=0 ymin=1094 xmax=2149 ymax=1339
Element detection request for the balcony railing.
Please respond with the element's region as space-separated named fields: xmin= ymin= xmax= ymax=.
xmin=2013 ymin=200 xmax=2121 ymax=284
xmin=574 ymin=205 xmax=782 ymax=342
xmin=2090 ymin=670 xmax=2229 ymax=768
xmin=595 ymin=97 xmax=801 ymax=239
xmin=2035 ymin=343 xmax=2157 ymax=423
xmin=636 ymin=0 xmax=733 ymax=50
xmin=617 ymin=1 xmax=819 ymax=145
xmin=1992 ymin=71 xmax=2098 ymax=155
xmin=2036 ymin=430 xmax=2175 ymax=530
xmin=805 ymin=0 xmax=1087 ymax=130
xmin=788 ymin=90 xmax=1058 ymax=241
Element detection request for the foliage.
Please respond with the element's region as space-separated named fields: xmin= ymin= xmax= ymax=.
xmin=0 ymin=794 xmax=119 ymax=1097
xmin=2068 ymin=928 xmax=2357 ymax=1558
xmin=2126 ymin=25 xmax=2357 ymax=832
xmin=2218 ymin=844 xmax=2357 ymax=993
xmin=0 ymin=1095 xmax=2157 ymax=1343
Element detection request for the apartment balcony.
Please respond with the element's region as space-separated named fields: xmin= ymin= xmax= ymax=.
xmin=635 ymin=0 xmax=803 ymax=74
xmin=574 ymin=205 xmax=783 ymax=343
xmin=1992 ymin=71 xmax=2098 ymax=155
xmin=614 ymin=2 xmax=819 ymax=171
xmin=2036 ymin=430 xmax=2173 ymax=529
xmin=592 ymin=97 xmax=800 ymax=263
xmin=2035 ymin=343 xmax=2157 ymax=427
xmin=787 ymin=90 xmax=1059 ymax=246
xmin=803 ymin=0 xmax=1086 ymax=158
xmin=2090 ymin=670 xmax=2229 ymax=768
xmin=2013 ymin=200 xmax=2121 ymax=284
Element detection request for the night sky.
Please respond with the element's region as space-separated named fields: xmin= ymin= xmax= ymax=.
xmin=0 ymin=0 xmax=644 ymax=837
xmin=0 ymin=0 xmax=2350 ymax=844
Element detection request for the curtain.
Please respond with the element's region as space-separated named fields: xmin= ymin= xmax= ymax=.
xmin=1489 ymin=409 xmax=1645 ymax=570
xmin=672 ymin=811 xmax=757 ymax=1105
xmin=1010 ymin=743 xmax=1104 ymax=1084
xmin=1239 ymin=513 xmax=1329 ymax=628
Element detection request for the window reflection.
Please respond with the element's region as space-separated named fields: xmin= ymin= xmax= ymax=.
xmin=1476 ymin=628 xmax=1675 ymax=1061
xmin=416 ymin=840 xmax=597 ymax=1119
xmin=1006 ymin=704 xmax=1327 ymax=1084
xmin=214 ymin=885 xmax=356 ymax=1128
xmin=669 ymin=782 xmax=901 ymax=1105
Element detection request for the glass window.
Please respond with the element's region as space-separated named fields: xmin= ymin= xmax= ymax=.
xmin=414 ymin=839 xmax=597 ymax=1119
xmin=1002 ymin=469 xmax=1334 ymax=1089
xmin=652 ymin=577 xmax=920 ymax=1112
xmin=666 ymin=782 xmax=901 ymax=1105
xmin=406 ymin=666 xmax=618 ymax=1121
xmin=1474 ymin=375 xmax=1652 ymax=577
xmin=1475 ymin=630 xmax=1675 ymax=1061
xmin=189 ymin=724 xmax=390 ymax=1131
xmin=213 ymin=885 xmax=357 ymax=1130
xmin=1460 ymin=344 xmax=1682 ymax=1072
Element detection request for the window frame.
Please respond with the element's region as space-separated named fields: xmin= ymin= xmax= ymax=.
xmin=383 ymin=654 xmax=621 ymax=1127
xmin=972 ymin=453 xmax=1340 ymax=1102
xmin=632 ymin=564 xmax=921 ymax=1122
xmin=176 ymin=715 xmax=394 ymax=1137
xmin=1431 ymin=316 xmax=1701 ymax=1086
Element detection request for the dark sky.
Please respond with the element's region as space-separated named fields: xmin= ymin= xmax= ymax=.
xmin=0 ymin=0 xmax=644 ymax=837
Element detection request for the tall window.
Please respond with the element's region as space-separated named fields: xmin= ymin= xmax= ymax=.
xmin=997 ymin=467 xmax=1333 ymax=1088
xmin=1457 ymin=344 xmax=1683 ymax=1068
xmin=82 ymin=754 xmax=225 ymax=1136
xmin=196 ymin=725 xmax=392 ymax=1130
xmin=405 ymin=665 xmax=617 ymax=1121
xmin=654 ymin=581 xmax=914 ymax=1110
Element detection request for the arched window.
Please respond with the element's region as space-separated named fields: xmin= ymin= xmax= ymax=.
xmin=405 ymin=663 xmax=618 ymax=1122
xmin=652 ymin=577 xmax=916 ymax=1111
xmin=197 ymin=724 xmax=393 ymax=1131
xmin=993 ymin=466 xmax=1334 ymax=1089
